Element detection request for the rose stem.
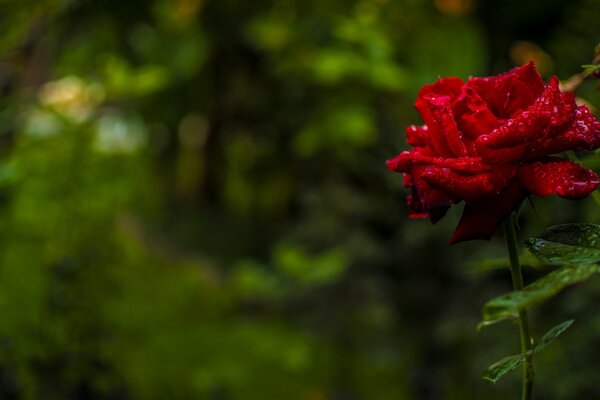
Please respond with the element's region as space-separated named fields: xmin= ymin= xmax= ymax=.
xmin=503 ymin=213 xmax=534 ymax=400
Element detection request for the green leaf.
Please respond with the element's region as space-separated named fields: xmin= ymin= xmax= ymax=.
xmin=482 ymin=354 xmax=523 ymax=384
xmin=526 ymin=224 xmax=600 ymax=266
xmin=480 ymin=264 xmax=599 ymax=326
xmin=482 ymin=320 xmax=574 ymax=384
xmin=534 ymin=319 xmax=574 ymax=354
xmin=582 ymin=64 xmax=600 ymax=73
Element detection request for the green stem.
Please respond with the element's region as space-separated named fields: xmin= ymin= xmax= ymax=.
xmin=503 ymin=213 xmax=534 ymax=400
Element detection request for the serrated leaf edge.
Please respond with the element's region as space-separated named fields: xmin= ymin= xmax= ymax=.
xmin=482 ymin=320 xmax=574 ymax=384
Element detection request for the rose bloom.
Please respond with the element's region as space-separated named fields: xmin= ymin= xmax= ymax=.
xmin=387 ymin=62 xmax=600 ymax=243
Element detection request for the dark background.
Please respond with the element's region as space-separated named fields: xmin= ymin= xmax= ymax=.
xmin=0 ymin=0 xmax=599 ymax=399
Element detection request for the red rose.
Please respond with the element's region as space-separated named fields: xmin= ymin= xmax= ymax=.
xmin=387 ymin=62 xmax=600 ymax=243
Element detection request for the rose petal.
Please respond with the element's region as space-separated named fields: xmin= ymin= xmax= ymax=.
xmin=467 ymin=61 xmax=544 ymax=118
xmin=407 ymin=191 xmax=449 ymax=223
xmin=413 ymin=77 xmax=463 ymax=155
xmin=482 ymin=105 xmax=600 ymax=162
xmin=386 ymin=151 xmax=490 ymax=174
xmin=566 ymin=105 xmax=600 ymax=150
xmin=453 ymin=85 xmax=502 ymax=139
xmin=517 ymin=157 xmax=600 ymax=199
xmin=402 ymin=173 xmax=412 ymax=188
xmin=529 ymin=106 xmax=600 ymax=158
xmin=415 ymin=76 xmax=464 ymax=104
xmin=386 ymin=149 xmax=431 ymax=173
xmin=430 ymin=157 xmax=491 ymax=174
xmin=473 ymin=77 xmax=589 ymax=163
xmin=413 ymin=104 xmax=451 ymax=156
xmin=473 ymin=141 xmax=528 ymax=163
xmin=421 ymin=165 xmax=516 ymax=202
xmin=475 ymin=77 xmax=572 ymax=150
xmin=415 ymin=95 xmax=469 ymax=157
xmin=502 ymin=77 xmax=542 ymax=117
xmin=428 ymin=96 xmax=469 ymax=157
xmin=405 ymin=165 xmax=453 ymax=223
xmin=449 ymin=180 xmax=527 ymax=244
xmin=405 ymin=125 xmax=429 ymax=147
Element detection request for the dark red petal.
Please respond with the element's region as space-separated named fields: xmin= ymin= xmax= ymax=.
xmin=386 ymin=149 xmax=433 ymax=172
xmin=475 ymin=78 xmax=570 ymax=149
xmin=405 ymin=125 xmax=429 ymax=147
xmin=427 ymin=96 xmax=469 ymax=157
xmin=474 ymin=77 xmax=583 ymax=162
xmin=416 ymin=76 xmax=464 ymax=104
xmin=472 ymin=142 xmax=528 ymax=163
xmin=467 ymin=61 xmax=544 ymax=118
xmin=453 ymin=85 xmax=502 ymax=139
xmin=406 ymin=193 xmax=429 ymax=219
xmin=503 ymin=105 xmax=600 ymax=161
xmin=517 ymin=157 xmax=600 ymax=199
xmin=422 ymin=165 xmax=516 ymax=202
xmin=386 ymin=155 xmax=402 ymax=172
xmin=430 ymin=157 xmax=490 ymax=173
xmin=536 ymin=106 xmax=600 ymax=154
xmin=413 ymin=78 xmax=464 ymax=154
xmin=502 ymin=77 xmax=542 ymax=117
xmin=386 ymin=151 xmax=415 ymax=172
xmin=407 ymin=192 xmax=449 ymax=223
xmin=402 ymin=173 xmax=413 ymax=188
xmin=404 ymin=165 xmax=453 ymax=223
xmin=449 ymin=180 xmax=527 ymax=244
xmin=415 ymin=95 xmax=469 ymax=157
xmin=570 ymin=106 xmax=600 ymax=150
xmin=386 ymin=151 xmax=490 ymax=174
xmin=414 ymin=100 xmax=452 ymax=156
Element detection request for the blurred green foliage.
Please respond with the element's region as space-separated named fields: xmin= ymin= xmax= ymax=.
xmin=0 ymin=0 xmax=599 ymax=399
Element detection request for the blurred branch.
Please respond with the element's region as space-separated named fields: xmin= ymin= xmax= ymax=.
xmin=560 ymin=51 xmax=600 ymax=93
xmin=0 ymin=13 xmax=54 ymax=98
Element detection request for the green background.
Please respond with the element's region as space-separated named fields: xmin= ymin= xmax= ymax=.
xmin=0 ymin=0 xmax=599 ymax=398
